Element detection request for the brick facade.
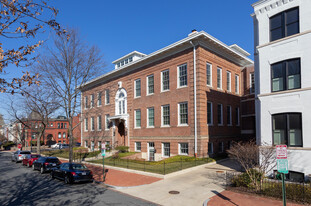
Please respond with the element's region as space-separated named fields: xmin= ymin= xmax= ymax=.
xmin=81 ymin=31 xmax=254 ymax=160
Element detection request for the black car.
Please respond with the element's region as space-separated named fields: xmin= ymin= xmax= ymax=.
xmin=32 ymin=157 xmax=61 ymax=174
xmin=51 ymin=163 xmax=93 ymax=184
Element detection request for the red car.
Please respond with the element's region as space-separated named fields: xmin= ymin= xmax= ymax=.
xmin=22 ymin=154 xmax=41 ymax=167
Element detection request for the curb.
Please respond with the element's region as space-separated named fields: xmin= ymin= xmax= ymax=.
xmin=203 ymin=199 xmax=210 ymax=206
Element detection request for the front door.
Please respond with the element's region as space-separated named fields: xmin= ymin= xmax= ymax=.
xmin=148 ymin=142 xmax=155 ymax=161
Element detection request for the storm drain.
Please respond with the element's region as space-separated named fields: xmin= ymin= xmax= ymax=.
xmin=168 ymin=191 xmax=180 ymax=195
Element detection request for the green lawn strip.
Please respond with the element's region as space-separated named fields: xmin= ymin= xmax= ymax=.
xmin=88 ymin=155 xmax=216 ymax=175
xmin=42 ymin=149 xmax=101 ymax=160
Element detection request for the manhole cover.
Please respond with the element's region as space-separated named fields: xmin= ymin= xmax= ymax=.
xmin=216 ymin=170 xmax=225 ymax=173
xmin=169 ymin=191 xmax=180 ymax=194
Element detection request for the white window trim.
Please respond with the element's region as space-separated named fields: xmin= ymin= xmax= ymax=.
xmin=84 ymin=140 xmax=88 ymax=147
xmin=206 ymin=62 xmax=212 ymax=87
xmin=227 ymin=106 xmax=232 ymax=126
xmin=97 ymin=92 xmax=102 ymax=107
xmin=208 ymin=142 xmax=214 ymax=154
xmin=218 ymin=104 xmax=223 ymax=126
xmin=161 ymin=105 xmax=170 ymax=127
xmin=162 ymin=142 xmax=170 ymax=158
xmin=177 ymin=64 xmax=188 ymax=89
xmin=178 ymin=102 xmax=188 ymax=126
xmin=97 ymin=116 xmax=102 ymax=131
xmin=235 ymin=74 xmax=240 ymax=94
xmin=84 ymin=96 xmax=88 ymax=109
xmin=105 ymin=114 xmax=110 ymax=131
xmin=207 ymin=102 xmax=213 ymax=126
xmin=226 ymin=71 xmax=231 ymax=92
xmin=217 ymin=67 xmax=222 ymax=90
xmin=135 ymin=142 xmax=141 ymax=152
xmin=236 ymin=107 xmax=240 ymax=126
xmin=219 ymin=142 xmax=224 ymax=153
xmin=178 ymin=143 xmax=189 ymax=155
xmin=90 ymin=94 xmax=94 ymax=108
xmin=84 ymin=118 xmax=88 ymax=131
xmin=146 ymin=75 xmax=154 ymax=96
xmin=161 ymin=69 xmax=170 ymax=93
xmin=134 ymin=109 xmax=141 ymax=129
xmin=250 ymin=73 xmax=255 ymax=94
xmin=105 ymin=89 xmax=110 ymax=105
xmin=147 ymin=107 xmax=155 ymax=128
xmin=134 ymin=79 xmax=141 ymax=98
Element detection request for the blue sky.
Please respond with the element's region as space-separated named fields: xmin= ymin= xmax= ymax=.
xmin=0 ymin=0 xmax=257 ymax=123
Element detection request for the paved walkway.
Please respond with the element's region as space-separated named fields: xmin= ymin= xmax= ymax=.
xmin=207 ymin=190 xmax=302 ymax=206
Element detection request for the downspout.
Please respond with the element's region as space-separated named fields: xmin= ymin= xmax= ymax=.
xmin=190 ymin=41 xmax=197 ymax=157
xmin=80 ymin=92 xmax=83 ymax=147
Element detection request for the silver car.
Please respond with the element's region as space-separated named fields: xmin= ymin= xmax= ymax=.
xmin=11 ymin=150 xmax=31 ymax=163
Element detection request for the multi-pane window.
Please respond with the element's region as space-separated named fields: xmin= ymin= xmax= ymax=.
xmin=135 ymin=109 xmax=141 ymax=128
xmin=161 ymin=70 xmax=170 ymax=91
xmin=235 ymin=75 xmax=239 ymax=94
xmin=135 ymin=79 xmax=141 ymax=97
xmin=250 ymin=73 xmax=255 ymax=94
xmin=271 ymin=58 xmax=300 ymax=92
xmin=217 ymin=67 xmax=222 ymax=89
xmin=272 ymin=113 xmax=302 ymax=147
xmin=135 ymin=142 xmax=141 ymax=152
xmin=178 ymin=64 xmax=187 ymax=87
xmin=98 ymin=115 xmax=102 ymax=130
xmin=61 ymin=123 xmax=63 ymax=128
xmin=84 ymin=96 xmax=88 ymax=109
xmin=179 ymin=143 xmax=188 ymax=155
xmin=217 ymin=104 xmax=223 ymax=125
xmin=162 ymin=105 xmax=170 ymax=126
xmin=105 ymin=114 xmax=110 ymax=130
xmin=206 ymin=63 xmax=212 ymax=86
xmin=58 ymin=123 xmax=60 ymax=128
xmin=179 ymin=102 xmax=188 ymax=125
xmin=219 ymin=142 xmax=224 ymax=153
xmin=163 ymin=143 xmax=170 ymax=157
xmin=270 ymin=7 xmax=299 ymax=42
xmin=147 ymin=107 xmax=154 ymax=127
xmin=207 ymin=102 xmax=213 ymax=125
xmin=105 ymin=89 xmax=110 ymax=105
xmin=64 ymin=123 xmax=67 ymax=128
xmin=117 ymin=92 xmax=126 ymax=115
xmin=98 ymin=92 xmax=102 ymax=106
xmin=235 ymin=107 xmax=240 ymax=126
xmin=227 ymin=106 xmax=232 ymax=126
xmin=91 ymin=117 xmax=95 ymax=131
xmin=91 ymin=94 xmax=94 ymax=107
xmin=63 ymin=132 xmax=66 ymax=139
xmin=226 ymin=71 xmax=231 ymax=92
xmin=58 ymin=132 xmax=61 ymax=139
xmin=208 ymin=142 xmax=213 ymax=154
xmin=147 ymin=75 xmax=154 ymax=95
xmin=84 ymin=118 xmax=88 ymax=131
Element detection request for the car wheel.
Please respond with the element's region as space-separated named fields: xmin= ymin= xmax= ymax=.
xmin=64 ymin=176 xmax=71 ymax=184
xmin=27 ymin=162 xmax=30 ymax=167
xmin=51 ymin=171 xmax=55 ymax=179
xmin=40 ymin=166 xmax=44 ymax=174
xmin=32 ymin=164 xmax=35 ymax=170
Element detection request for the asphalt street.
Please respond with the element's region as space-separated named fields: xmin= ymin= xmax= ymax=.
xmin=0 ymin=151 xmax=157 ymax=206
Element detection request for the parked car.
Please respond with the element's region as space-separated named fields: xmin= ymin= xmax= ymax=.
xmin=59 ymin=144 xmax=69 ymax=149
xmin=22 ymin=154 xmax=41 ymax=167
xmin=11 ymin=150 xmax=31 ymax=163
xmin=32 ymin=157 xmax=61 ymax=174
xmin=51 ymin=143 xmax=61 ymax=149
xmin=75 ymin=142 xmax=81 ymax=147
xmin=51 ymin=163 xmax=93 ymax=184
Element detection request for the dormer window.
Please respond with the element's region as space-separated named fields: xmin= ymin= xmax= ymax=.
xmin=129 ymin=57 xmax=133 ymax=62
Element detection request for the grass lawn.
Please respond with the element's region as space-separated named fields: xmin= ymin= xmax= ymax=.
xmin=88 ymin=154 xmax=217 ymax=175
xmin=42 ymin=148 xmax=101 ymax=160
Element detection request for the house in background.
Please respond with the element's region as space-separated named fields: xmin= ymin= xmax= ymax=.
xmin=80 ymin=30 xmax=254 ymax=160
xmin=252 ymin=0 xmax=311 ymax=181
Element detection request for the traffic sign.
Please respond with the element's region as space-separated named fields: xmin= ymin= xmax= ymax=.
xmin=276 ymin=145 xmax=287 ymax=159
xmin=101 ymin=143 xmax=106 ymax=150
xmin=17 ymin=144 xmax=22 ymax=149
xmin=277 ymin=159 xmax=289 ymax=174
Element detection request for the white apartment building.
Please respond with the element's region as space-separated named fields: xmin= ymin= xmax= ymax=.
xmin=252 ymin=0 xmax=311 ymax=181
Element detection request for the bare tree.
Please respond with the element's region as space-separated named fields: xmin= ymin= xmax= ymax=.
xmin=0 ymin=0 xmax=67 ymax=94
xmin=227 ymin=140 xmax=276 ymax=190
xmin=34 ymin=29 xmax=104 ymax=162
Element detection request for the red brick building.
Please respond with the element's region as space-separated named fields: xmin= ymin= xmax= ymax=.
xmin=23 ymin=113 xmax=81 ymax=147
xmin=80 ymin=30 xmax=254 ymax=160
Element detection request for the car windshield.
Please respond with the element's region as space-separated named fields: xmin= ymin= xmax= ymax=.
xmin=72 ymin=164 xmax=88 ymax=170
xmin=31 ymin=155 xmax=40 ymax=158
xmin=20 ymin=151 xmax=31 ymax=154
xmin=47 ymin=158 xmax=59 ymax=163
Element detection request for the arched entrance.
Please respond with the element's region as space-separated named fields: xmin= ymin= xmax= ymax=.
xmin=117 ymin=121 xmax=126 ymax=146
xmin=46 ymin=134 xmax=55 ymax=147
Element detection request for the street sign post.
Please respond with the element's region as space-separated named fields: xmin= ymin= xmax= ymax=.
xmin=101 ymin=143 xmax=106 ymax=182
xmin=276 ymin=145 xmax=288 ymax=206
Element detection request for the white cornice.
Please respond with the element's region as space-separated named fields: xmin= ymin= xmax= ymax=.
xmin=81 ymin=31 xmax=253 ymax=90
xmin=251 ymin=0 xmax=272 ymax=8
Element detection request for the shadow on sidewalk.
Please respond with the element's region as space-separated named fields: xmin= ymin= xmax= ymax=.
xmin=211 ymin=190 xmax=239 ymax=206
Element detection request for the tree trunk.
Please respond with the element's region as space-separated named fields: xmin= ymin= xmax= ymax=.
xmin=68 ymin=117 xmax=73 ymax=163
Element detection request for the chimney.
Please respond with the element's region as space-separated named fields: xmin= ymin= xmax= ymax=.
xmin=188 ymin=29 xmax=198 ymax=36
